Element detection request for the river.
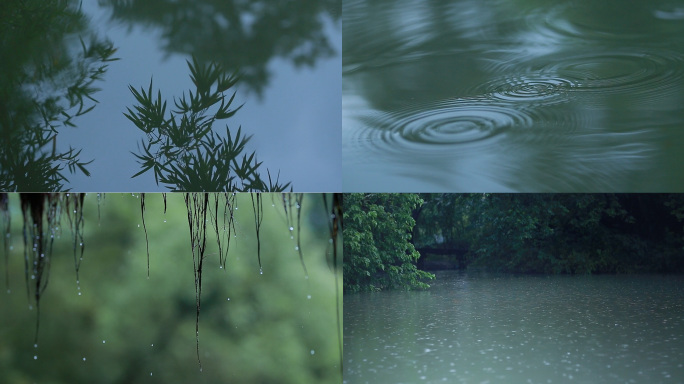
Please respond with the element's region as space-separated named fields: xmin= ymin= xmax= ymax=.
xmin=344 ymin=271 xmax=684 ymax=383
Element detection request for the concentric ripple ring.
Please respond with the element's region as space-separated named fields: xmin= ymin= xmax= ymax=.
xmin=359 ymin=98 xmax=533 ymax=150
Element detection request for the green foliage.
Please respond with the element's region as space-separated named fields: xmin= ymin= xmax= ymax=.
xmin=343 ymin=193 xmax=434 ymax=292
xmin=126 ymin=57 xmax=291 ymax=192
xmin=414 ymin=194 xmax=684 ymax=275
xmin=0 ymin=0 xmax=118 ymax=191
xmin=0 ymin=193 xmax=340 ymax=383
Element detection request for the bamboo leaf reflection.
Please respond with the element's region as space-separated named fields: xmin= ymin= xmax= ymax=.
xmin=0 ymin=0 xmax=119 ymax=191
xmin=126 ymin=59 xmax=291 ymax=192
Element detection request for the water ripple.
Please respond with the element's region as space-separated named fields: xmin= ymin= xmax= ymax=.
xmin=530 ymin=48 xmax=684 ymax=101
xmin=357 ymin=98 xmax=533 ymax=151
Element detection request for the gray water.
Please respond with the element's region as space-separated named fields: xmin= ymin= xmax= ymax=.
xmin=344 ymin=271 xmax=684 ymax=383
xmin=343 ymin=0 xmax=684 ymax=191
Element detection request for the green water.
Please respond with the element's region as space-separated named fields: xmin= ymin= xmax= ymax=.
xmin=344 ymin=271 xmax=684 ymax=383
xmin=343 ymin=0 xmax=684 ymax=191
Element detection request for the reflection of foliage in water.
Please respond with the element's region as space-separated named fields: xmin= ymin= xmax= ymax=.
xmin=98 ymin=0 xmax=340 ymax=95
xmin=126 ymin=58 xmax=291 ymax=191
xmin=0 ymin=192 xmax=342 ymax=379
xmin=0 ymin=0 xmax=118 ymax=191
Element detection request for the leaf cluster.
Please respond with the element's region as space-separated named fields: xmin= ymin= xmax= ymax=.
xmin=126 ymin=57 xmax=291 ymax=191
xmin=343 ymin=193 xmax=434 ymax=292
xmin=0 ymin=0 xmax=118 ymax=191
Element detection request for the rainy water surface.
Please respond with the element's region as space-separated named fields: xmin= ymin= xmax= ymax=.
xmin=343 ymin=0 xmax=684 ymax=191
xmin=344 ymin=271 xmax=684 ymax=383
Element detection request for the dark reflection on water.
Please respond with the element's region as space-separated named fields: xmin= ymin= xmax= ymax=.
xmin=343 ymin=0 xmax=684 ymax=191
xmin=344 ymin=271 xmax=684 ymax=384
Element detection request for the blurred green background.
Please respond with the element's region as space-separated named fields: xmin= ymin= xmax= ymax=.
xmin=0 ymin=193 xmax=341 ymax=383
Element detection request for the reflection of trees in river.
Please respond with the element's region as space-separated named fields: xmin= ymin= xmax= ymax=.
xmin=99 ymin=0 xmax=341 ymax=95
xmin=0 ymin=0 xmax=118 ymax=191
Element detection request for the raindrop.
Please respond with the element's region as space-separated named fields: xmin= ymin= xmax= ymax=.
xmin=304 ymin=276 xmax=309 ymax=280
xmin=294 ymin=246 xmax=299 ymax=251
xmin=307 ymin=295 xmax=312 ymax=300
xmin=34 ymin=343 xmax=38 ymax=348
xmin=310 ymin=350 xmax=315 ymax=355
xmin=151 ymin=343 xmax=154 ymax=347
xmin=33 ymin=355 xmax=37 ymax=360
xmin=137 ymin=224 xmax=140 ymax=228
xmin=78 ymin=292 xmax=81 ymax=296
xmin=163 ymin=220 xmax=167 ymax=223
xmin=79 ymin=242 xmax=83 ymax=246
xmin=150 ymin=372 xmax=153 ymax=376
xmin=83 ymin=357 xmax=86 ymax=361
xmin=219 ymin=265 xmax=223 ymax=269
xmin=28 ymin=305 xmax=33 ymax=310
xmin=102 ymin=340 xmax=106 ymax=344
xmin=6 ymin=289 xmax=10 ymax=294
xmin=9 ymin=246 xmax=13 ymax=250
xmin=259 ymin=268 xmax=263 ymax=275
xmin=290 ymin=236 xmax=294 ymax=240
xmin=226 ymin=298 xmax=230 ymax=301
xmin=289 ymin=226 xmax=294 ymax=231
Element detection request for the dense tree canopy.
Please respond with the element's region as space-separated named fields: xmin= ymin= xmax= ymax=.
xmin=343 ymin=193 xmax=434 ymax=292
xmin=345 ymin=193 xmax=684 ymax=292
xmin=413 ymin=194 xmax=684 ymax=274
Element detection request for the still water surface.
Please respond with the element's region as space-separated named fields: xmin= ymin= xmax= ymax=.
xmin=343 ymin=0 xmax=684 ymax=191
xmin=344 ymin=271 xmax=684 ymax=383
xmin=3 ymin=1 xmax=340 ymax=191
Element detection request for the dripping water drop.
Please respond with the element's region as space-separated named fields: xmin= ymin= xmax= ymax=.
xmin=295 ymin=246 xmax=299 ymax=251
xmin=102 ymin=340 xmax=106 ymax=344
xmin=33 ymin=355 xmax=37 ymax=360
xmin=151 ymin=343 xmax=154 ymax=347
xmin=150 ymin=372 xmax=153 ymax=376
xmin=226 ymin=298 xmax=230 ymax=301
xmin=83 ymin=357 xmax=86 ymax=361
xmin=259 ymin=268 xmax=263 ymax=275
xmin=289 ymin=226 xmax=294 ymax=231
xmin=310 ymin=350 xmax=315 ymax=355
xmin=78 ymin=292 xmax=82 ymax=296
xmin=34 ymin=343 xmax=38 ymax=348
xmin=137 ymin=224 xmax=140 ymax=228
xmin=307 ymin=295 xmax=311 ymax=300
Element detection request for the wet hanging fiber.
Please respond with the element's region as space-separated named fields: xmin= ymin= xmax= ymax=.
xmin=323 ymin=193 xmax=343 ymax=376
xmin=140 ymin=193 xmax=150 ymax=277
xmin=251 ymin=193 xmax=263 ymax=273
xmin=1 ymin=193 xmax=10 ymax=291
xmin=65 ymin=193 xmax=85 ymax=289
xmin=184 ymin=193 xmax=209 ymax=371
